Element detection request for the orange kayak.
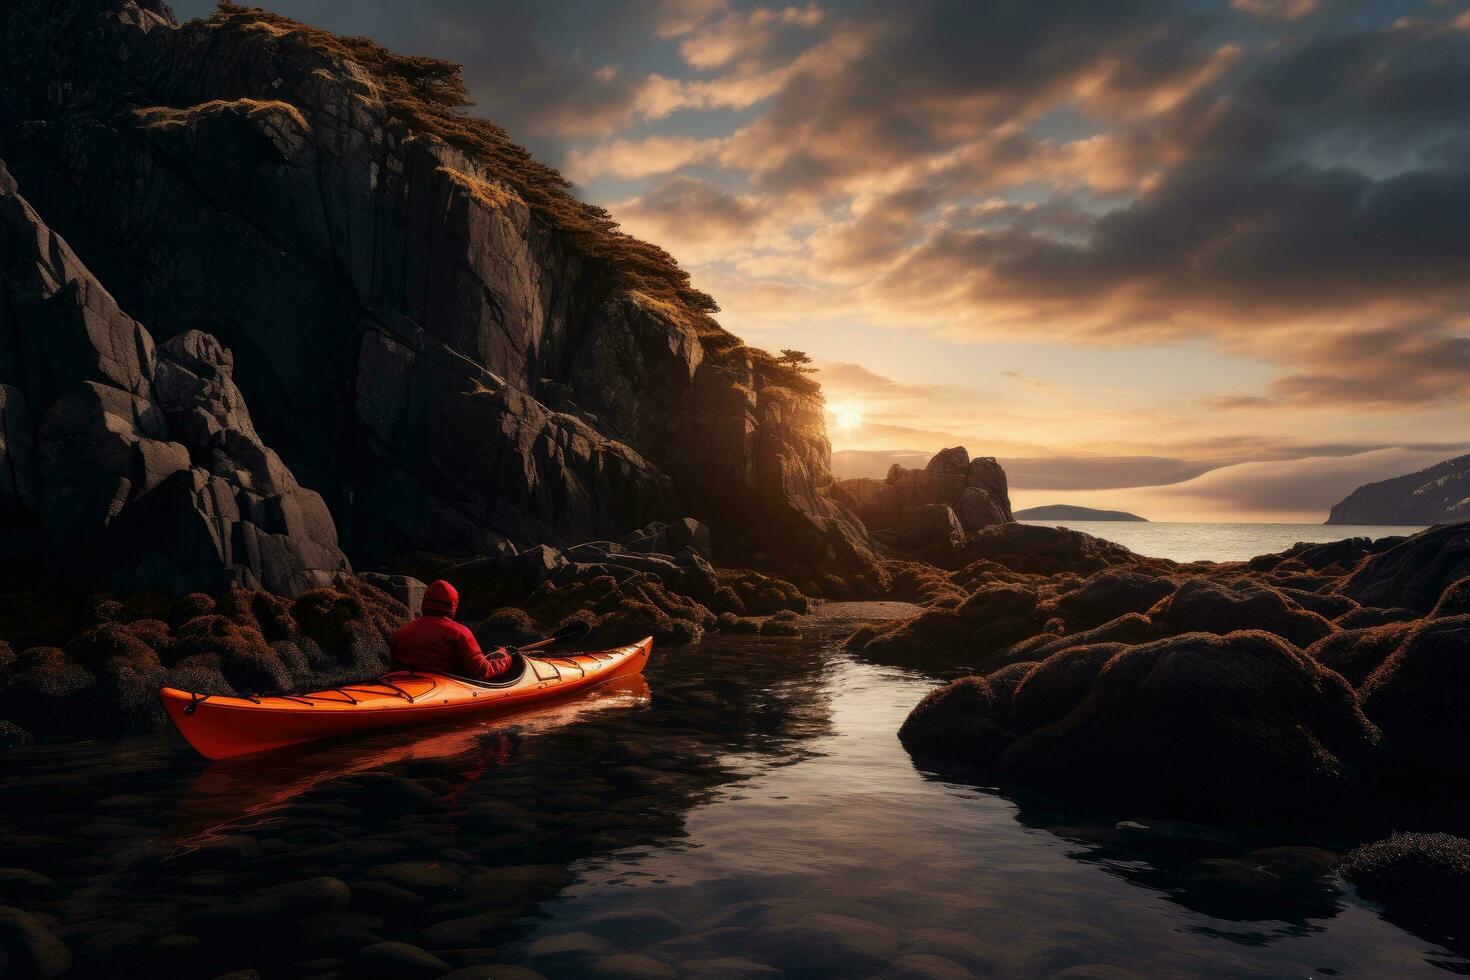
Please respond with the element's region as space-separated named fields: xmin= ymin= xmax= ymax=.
xmin=160 ymin=638 xmax=653 ymax=760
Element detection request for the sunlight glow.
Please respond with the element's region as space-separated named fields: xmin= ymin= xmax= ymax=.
xmin=830 ymin=403 xmax=863 ymax=432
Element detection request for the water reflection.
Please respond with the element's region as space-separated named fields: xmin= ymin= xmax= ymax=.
xmin=1 ymin=614 xmax=1466 ymax=978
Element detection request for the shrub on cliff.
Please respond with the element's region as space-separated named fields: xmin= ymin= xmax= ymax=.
xmin=208 ymin=1 xmax=719 ymax=322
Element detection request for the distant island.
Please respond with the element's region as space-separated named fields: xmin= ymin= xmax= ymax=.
xmin=1014 ymin=505 xmax=1148 ymax=522
xmin=1326 ymin=454 xmax=1470 ymax=525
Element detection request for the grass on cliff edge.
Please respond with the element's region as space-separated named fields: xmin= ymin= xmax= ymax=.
xmin=209 ymin=2 xmax=818 ymax=395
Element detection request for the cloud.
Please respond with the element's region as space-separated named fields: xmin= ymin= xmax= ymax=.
xmin=612 ymin=176 xmax=765 ymax=261
xmin=1000 ymin=370 xmax=1054 ymax=391
xmin=1230 ymin=0 xmax=1321 ymax=22
xmin=674 ymin=3 xmax=824 ymax=69
xmin=1011 ymin=448 xmax=1463 ymax=523
xmin=564 ymin=135 xmax=722 ymax=181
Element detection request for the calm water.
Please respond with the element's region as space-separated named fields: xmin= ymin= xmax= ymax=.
xmin=1020 ymin=520 xmax=1428 ymax=563
xmin=3 ymin=605 xmax=1463 ymax=978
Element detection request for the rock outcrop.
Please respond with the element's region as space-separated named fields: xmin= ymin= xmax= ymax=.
xmin=0 ymin=0 xmax=872 ymax=579
xmin=902 ymin=631 xmax=1384 ymax=824
xmin=1339 ymin=521 xmax=1470 ymax=612
xmin=1327 ymin=454 xmax=1470 ymax=525
xmin=882 ymin=521 xmax=1470 ymax=826
xmin=0 ymin=161 xmax=349 ymax=595
xmin=835 ymin=446 xmax=1012 ymax=550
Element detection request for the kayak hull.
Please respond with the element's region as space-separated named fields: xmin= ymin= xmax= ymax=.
xmin=160 ymin=637 xmax=652 ymax=760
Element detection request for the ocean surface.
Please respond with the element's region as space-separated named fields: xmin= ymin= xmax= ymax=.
xmin=4 ymin=605 xmax=1464 ymax=978
xmin=1020 ymin=520 xmax=1428 ymax=563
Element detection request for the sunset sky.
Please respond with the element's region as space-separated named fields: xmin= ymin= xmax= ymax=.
xmin=176 ymin=0 xmax=1470 ymax=520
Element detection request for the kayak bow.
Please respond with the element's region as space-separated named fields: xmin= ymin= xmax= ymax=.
xmin=160 ymin=637 xmax=652 ymax=760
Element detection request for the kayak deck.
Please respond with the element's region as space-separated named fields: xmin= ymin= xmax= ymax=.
xmin=160 ymin=637 xmax=652 ymax=760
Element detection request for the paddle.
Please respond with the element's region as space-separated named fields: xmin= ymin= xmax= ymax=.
xmin=513 ymin=619 xmax=592 ymax=654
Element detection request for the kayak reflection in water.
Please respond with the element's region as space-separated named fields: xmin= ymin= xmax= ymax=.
xmin=390 ymin=580 xmax=513 ymax=680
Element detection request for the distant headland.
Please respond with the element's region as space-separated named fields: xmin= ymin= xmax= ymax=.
xmin=1015 ymin=505 xmax=1149 ymax=522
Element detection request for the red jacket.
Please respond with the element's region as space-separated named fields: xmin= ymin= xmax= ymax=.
xmin=389 ymin=580 xmax=512 ymax=680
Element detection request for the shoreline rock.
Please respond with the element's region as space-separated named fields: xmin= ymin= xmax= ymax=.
xmin=890 ymin=520 xmax=1470 ymax=830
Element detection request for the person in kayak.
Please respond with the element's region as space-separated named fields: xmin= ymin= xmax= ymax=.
xmin=390 ymin=580 xmax=513 ymax=680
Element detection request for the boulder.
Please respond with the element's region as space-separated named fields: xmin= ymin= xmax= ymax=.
xmin=1359 ymin=616 xmax=1470 ymax=799
xmin=357 ymin=574 xmax=427 ymax=617
xmin=1340 ymin=522 xmax=1470 ymax=612
xmin=0 ymin=905 xmax=71 ymax=979
xmin=1305 ymin=622 xmax=1415 ymax=688
xmin=903 ymin=631 xmax=1385 ymax=824
xmin=1340 ymin=833 xmax=1470 ymax=929
xmin=1051 ymin=568 xmax=1177 ymax=630
xmin=896 ymin=504 xmax=966 ymax=550
xmin=898 ymin=675 xmax=1013 ymax=767
xmin=954 ymin=522 xmax=1146 ymax=576
xmin=1149 ymin=579 xmax=1335 ymax=648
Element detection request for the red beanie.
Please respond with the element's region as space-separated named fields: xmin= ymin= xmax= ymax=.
xmin=423 ymin=580 xmax=459 ymax=616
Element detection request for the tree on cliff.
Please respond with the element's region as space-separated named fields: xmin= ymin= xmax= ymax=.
xmin=778 ymin=350 xmax=818 ymax=374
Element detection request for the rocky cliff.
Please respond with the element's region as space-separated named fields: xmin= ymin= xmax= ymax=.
xmin=1 ymin=160 xmax=350 ymax=594
xmin=1327 ymin=454 xmax=1470 ymax=526
xmin=0 ymin=0 xmax=871 ymax=592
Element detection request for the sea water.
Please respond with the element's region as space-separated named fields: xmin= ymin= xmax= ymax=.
xmin=1020 ymin=520 xmax=1428 ymax=563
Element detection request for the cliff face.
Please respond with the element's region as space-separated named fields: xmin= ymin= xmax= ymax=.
xmin=0 ymin=0 xmax=871 ymax=587
xmin=1327 ymin=455 xmax=1470 ymax=526
xmin=0 ymin=161 xmax=350 ymax=593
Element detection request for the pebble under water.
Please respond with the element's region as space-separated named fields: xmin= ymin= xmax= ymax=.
xmin=2 ymin=603 xmax=1465 ymax=979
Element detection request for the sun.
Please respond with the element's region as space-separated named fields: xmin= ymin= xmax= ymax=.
xmin=830 ymin=403 xmax=863 ymax=432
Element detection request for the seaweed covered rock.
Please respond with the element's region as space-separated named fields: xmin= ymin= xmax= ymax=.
xmin=0 ymin=577 xmax=408 ymax=737
xmin=902 ymin=631 xmax=1384 ymax=824
xmin=525 ymin=572 xmax=716 ymax=647
xmin=1341 ymin=833 xmax=1470 ymax=930
xmin=1050 ymin=568 xmax=1176 ymax=630
xmin=1340 ymin=522 xmax=1470 ymax=612
xmin=899 ymin=676 xmax=1012 ymax=769
xmin=1148 ymin=579 xmax=1335 ymax=648
xmin=1305 ymin=622 xmax=1416 ymax=688
xmin=1359 ymin=616 xmax=1470 ymax=804
xmin=1431 ymin=576 xmax=1470 ymax=619
xmin=953 ymin=523 xmax=1150 ymax=576
xmin=850 ymin=583 xmax=1049 ymax=675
